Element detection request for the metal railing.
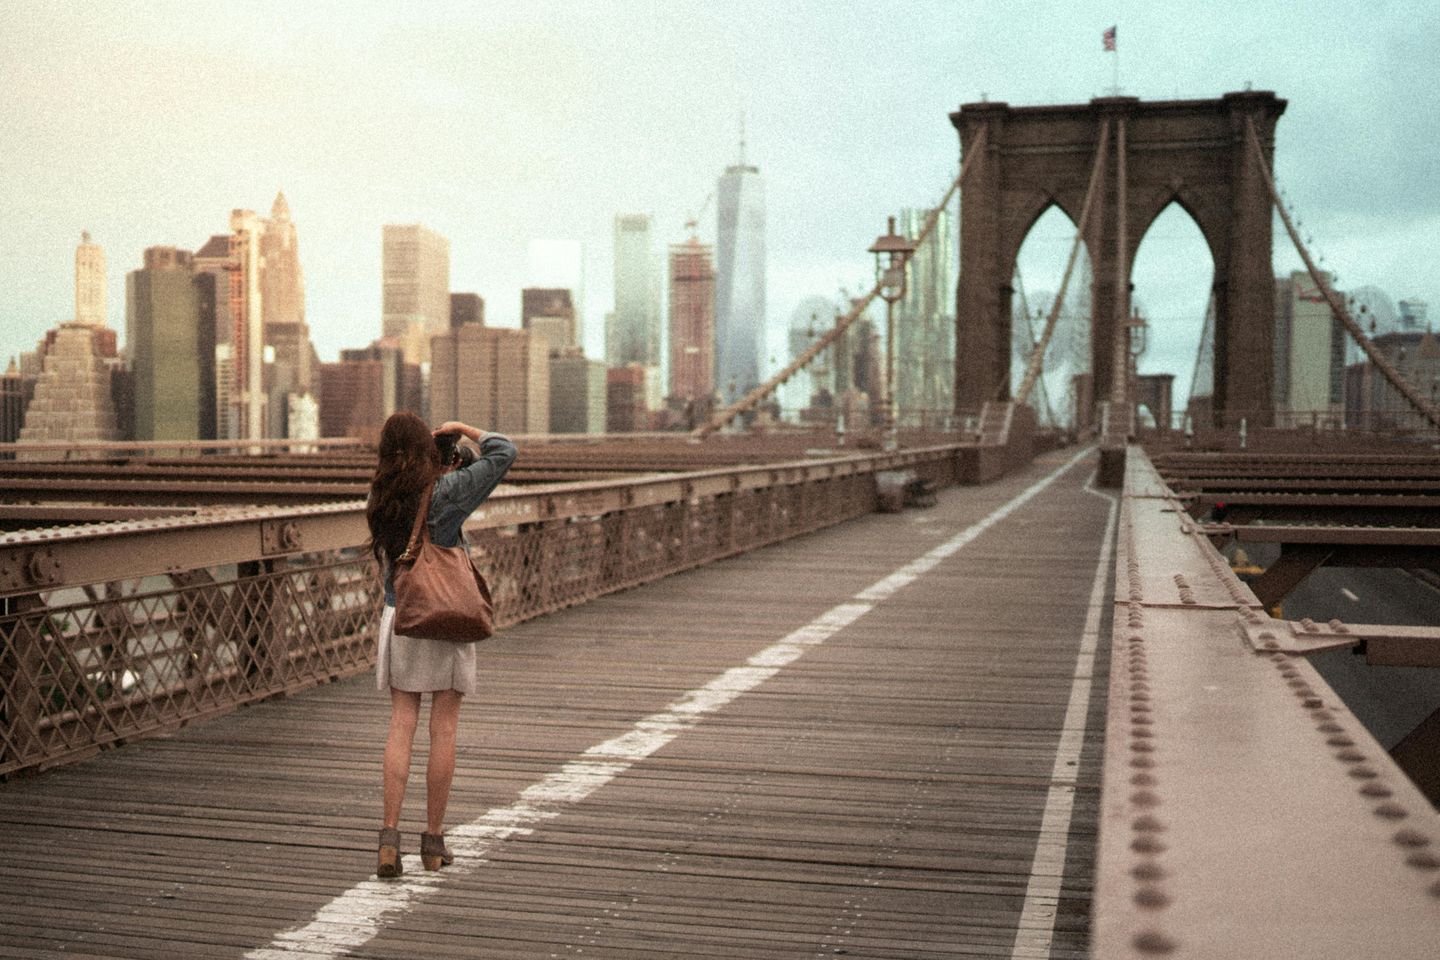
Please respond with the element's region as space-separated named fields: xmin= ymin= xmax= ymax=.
xmin=0 ymin=443 xmax=973 ymax=777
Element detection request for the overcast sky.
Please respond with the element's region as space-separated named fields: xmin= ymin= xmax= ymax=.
xmin=2 ymin=1 xmax=1435 ymax=408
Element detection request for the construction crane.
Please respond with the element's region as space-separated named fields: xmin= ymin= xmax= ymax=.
xmin=684 ymin=191 xmax=713 ymax=237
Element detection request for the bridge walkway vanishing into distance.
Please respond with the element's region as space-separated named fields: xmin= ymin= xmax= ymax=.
xmin=3 ymin=429 xmax=1440 ymax=958
xmin=0 ymin=445 xmax=1122 ymax=959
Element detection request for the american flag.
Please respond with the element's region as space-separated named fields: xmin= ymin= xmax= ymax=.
xmin=1103 ymin=25 xmax=1117 ymax=52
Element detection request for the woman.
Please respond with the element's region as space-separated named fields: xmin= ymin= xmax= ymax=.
xmin=366 ymin=412 xmax=517 ymax=878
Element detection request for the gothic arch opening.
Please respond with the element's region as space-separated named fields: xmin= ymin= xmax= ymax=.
xmin=1011 ymin=204 xmax=1093 ymax=429
xmin=1130 ymin=201 xmax=1215 ymax=429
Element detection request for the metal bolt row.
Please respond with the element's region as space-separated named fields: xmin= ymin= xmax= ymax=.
xmin=1266 ymin=649 xmax=1440 ymax=893
xmin=1123 ymin=614 xmax=1179 ymax=956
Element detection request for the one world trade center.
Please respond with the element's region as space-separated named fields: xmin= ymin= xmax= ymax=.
xmin=714 ymin=140 xmax=766 ymax=402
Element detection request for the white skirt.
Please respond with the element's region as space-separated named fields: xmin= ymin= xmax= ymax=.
xmin=376 ymin=604 xmax=478 ymax=694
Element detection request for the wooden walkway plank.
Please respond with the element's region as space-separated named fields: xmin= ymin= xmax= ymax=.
xmin=0 ymin=448 xmax=1113 ymax=958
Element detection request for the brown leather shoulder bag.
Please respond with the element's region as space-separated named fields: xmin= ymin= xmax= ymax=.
xmin=392 ymin=482 xmax=495 ymax=643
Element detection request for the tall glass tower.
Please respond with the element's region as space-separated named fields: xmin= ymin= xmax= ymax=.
xmin=895 ymin=206 xmax=956 ymax=421
xmin=609 ymin=214 xmax=660 ymax=368
xmin=714 ymin=141 xmax=766 ymax=401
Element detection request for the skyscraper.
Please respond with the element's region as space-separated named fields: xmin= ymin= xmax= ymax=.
xmin=668 ymin=237 xmax=716 ymax=404
xmin=714 ymin=143 xmax=766 ymax=400
xmin=383 ymin=224 xmax=451 ymax=365
xmin=17 ymin=249 xmax=124 ymax=456
xmin=261 ymin=192 xmax=304 ymax=327
xmin=75 ymin=231 xmax=106 ymax=327
xmin=528 ymin=239 xmax=585 ymax=347
xmin=609 ymin=215 xmax=661 ymax=368
xmin=193 ymin=210 xmax=266 ymax=440
xmin=450 ymin=293 xmax=485 ymax=329
xmin=430 ymin=326 xmax=548 ymax=434
xmin=522 ymin=288 xmax=578 ymax=352
xmin=1274 ymin=270 xmax=1344 ymax=418
xmin=126 ymin=246 xmax=215 ymax=440
xmin=257 ymin=192 xmax=318 ymax=440
xmin=895 ymin=206 xmax=957 ymax=421
xmin=549 ymin=351 xmax=607 ymax=434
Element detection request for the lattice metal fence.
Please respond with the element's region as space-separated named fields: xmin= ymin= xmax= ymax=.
xmin=1 ymin=450 xmax=958 ymax=776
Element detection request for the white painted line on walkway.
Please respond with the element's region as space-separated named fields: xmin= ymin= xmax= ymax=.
xmin=247 ymin=446 xmax=1095 ymax=959
xmin=1008 ymin=469 xmax=1117 ymax=960
xmin=1342 ymin=587 xmax=1359 ymax=602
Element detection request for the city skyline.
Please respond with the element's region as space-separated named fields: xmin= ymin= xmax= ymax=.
xmin=2 ymin=2 xmax=1437 ymax=394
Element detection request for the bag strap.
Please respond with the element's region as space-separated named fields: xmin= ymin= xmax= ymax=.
xmin=397 ymin=481 xmax=437 ymax=563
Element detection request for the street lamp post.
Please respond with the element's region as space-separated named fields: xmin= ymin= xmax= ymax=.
xmin=869 ymin=216 xmax=917 ymax=450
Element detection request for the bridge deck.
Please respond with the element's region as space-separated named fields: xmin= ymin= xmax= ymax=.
xmin=0 ymin=448 xmax=1113 ymax=959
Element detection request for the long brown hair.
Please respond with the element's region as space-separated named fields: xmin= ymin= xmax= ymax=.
xmin=367 ymin=411 xmax=443 ymax=568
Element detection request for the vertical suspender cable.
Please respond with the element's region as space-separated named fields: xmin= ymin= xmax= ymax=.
xmin=1244 ymin=117 xmax=1440 ymax=430
xmin=1014 ymin=118 xmax=1111 ymax=406
xmin=1108 ymin=115 xmax=1131 ymax=417
xmin=692 ymin=125 xmax=991 ymax=438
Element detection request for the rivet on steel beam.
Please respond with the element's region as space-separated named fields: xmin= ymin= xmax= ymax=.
xmin=1130 ymin=790 xmax=1161 ymax=807
xmin=1335 ymin=750 xmax=1365 ymax=763
xmin=1329 ymin=619 xmax=1348 ymax=633
xmin=1393 ymin=830 xmax=1431 ymax=848
xmin=1257 ymin=631 xmax=1276 ymax=641
xmin=1129 ymin=742 xmax=1156 ymax=754
xmin=1347 ymin=766 xmax=1379 ymax=780
xmin=1131 ymin=773 xmax=1159 ymax=788
xmin=1130 ymin=835 xmax=1166 ymax=854
xmin=1406 ymin=852 xmax=1440 ymax=871
xmin=1132 ymin=930 xmax=1177 ymax=955
xmin=1131 ymin=862 xmax=1166 ymax=882
xmin=1131 ymin=703 xmax=1152 ymax=714
xmin=1132 ymin=714 xmax=1154 ymax=725
xmin=1428 ymin=880 xmax=1440 ymax=899
xmin=1325 ymin=736 xmax=1355 ymax=748
xmin=1269 ymin=653 xmax=1287 ymax=663
xmin=1132 ymin=728 xmax=1155 ymax=740
xmin=1312 ymin=710 xmax=1335 ymax=722
xmin=1130 ymin=756 xmax=1156 ymax=769
xmin=1359 ymin=783 xmax=1393 ymax=799
xmin=1302 ymin=697 xmax=1324 ymax=709
xmin=1132 ymin=815 xmax=1165 ymax=833
xmin=1134 ymin=887 xmax=1171 ymax=910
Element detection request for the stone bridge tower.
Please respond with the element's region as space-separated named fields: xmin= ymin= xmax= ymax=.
xmin=951 ymin=91 xmax=1287 ymax=426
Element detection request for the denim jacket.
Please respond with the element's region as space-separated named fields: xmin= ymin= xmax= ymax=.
xmin=382 ymin=433 xmax=517 ymax=606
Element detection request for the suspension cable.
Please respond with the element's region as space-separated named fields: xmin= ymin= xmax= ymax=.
xmin=1244 ymin=116 xmax=1440 ymax=430
xmin=692 ymin=124 xmax=991 ymax=439
xmin=1014 ymin=118 xmax=1111 ymax=407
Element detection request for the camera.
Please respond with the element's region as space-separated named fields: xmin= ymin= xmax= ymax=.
xmin=434 ymin=432 xmax=476 ymax=468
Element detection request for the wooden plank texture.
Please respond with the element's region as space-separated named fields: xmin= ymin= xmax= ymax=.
xmin=0 ymin=449 xmax=1113 ymax=958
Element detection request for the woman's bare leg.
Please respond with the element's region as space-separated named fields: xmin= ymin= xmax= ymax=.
xmin=426 ymin=689 xmax=464 ymax=834
xmin=383 ymin=689 xmax=422 ymax=828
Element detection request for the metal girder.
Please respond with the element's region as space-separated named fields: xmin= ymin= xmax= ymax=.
xmin=1094 ymin=445 xmax=1440 ymax=960
xmin=1391 ymin=707 xmax=1440 ymax=806
xmin=0 ymin=444 xmax=970 ymax=599
xmin=1236 ymin=613 xmax=1440 ymax=668
xmin=1204 ymin=523 xmax=1440 ymax=547
xmin=1247 ymin=544 xmax=1334 ymax=608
